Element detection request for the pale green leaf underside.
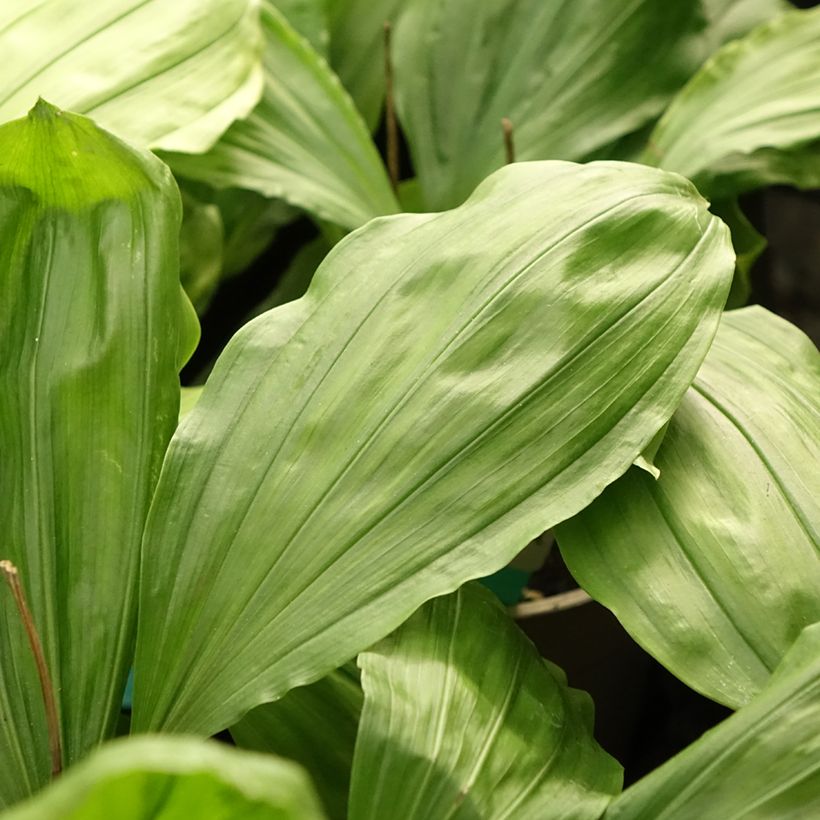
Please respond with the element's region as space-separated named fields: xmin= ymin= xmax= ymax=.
xmin=393 ymin=0 xmax=706 ymax=210
xmin=0 ymin=0 xmax=263 ymax=153
xmin=166 ymin=1 xmax=397 ymax=231
xmin=232 ymin=665 xmax=362 ymax=820
xmin=645 ymin=7 xmax=820 ymax=196
xmin=350 ymin=583 xmax=622 ymax=819
xmin=326 ymin=0 xmax=406 ymax=131
xmin=0 ymin=104 xmax=183 ymax=805
xmin=2 ymin=736 xmax=326 ymax=820
xmin=558 ymin=307 xmax=820 ymax=709
xmin=605 ymin=622 xmax=820 ymax=819
xmin=132 ymin=160 xmax=732 ymax=737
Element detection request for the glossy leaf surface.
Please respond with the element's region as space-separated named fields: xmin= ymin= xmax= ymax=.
xmin=644 ymin=8 xmax=820 ymax=196
xmin=0 ymin=0 xmax=263 ymax=153
xmin=0 ymin=103 xmax=185 ymax=805
xmin=349 ymin=583 xmax=622 ymax=819
xmin=132 ymin=160 xmax=733 ymax=737
xmin=558 ymin=308 xmax=820 ymax=708
xmin=167 ymin=1 xmax=397 ymax=230
xmin=605 ymin=622 xmax=820 ymax=819
xmin=392 ymin=0 xmax=705 ymax=209
xmin=327 ymin=0 xmax=405 ymax=131
xmin=232 ymin=665 xmax=362 ymax=820
xmin=3 ymin=736 xmax=325 ymax=820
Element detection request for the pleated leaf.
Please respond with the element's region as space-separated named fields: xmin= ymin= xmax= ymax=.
xmin=2 ymin=736 xmax=325 ymax=820
xmin=350 ymin=583 xmax=622 ymax=819
xmin=327 ymin=0 xmax=406 ymax=131
xmin=557 ymin=308 xmax=820 ymax=709
xmin=232 ymin=665 xmax=362 ymax=820
xmin=392 ymin=0 xmax=706 ymax=210
xmin=166 ymin=1 xmax=397 ymax=231
xmin=644 ymin=7 xmax=820 ymax=197
xmin=132 ymin=160 xmax=733 ymax=737
xmin=604 ymin=622 xmax=820 ymax=819
xmin=0 ymin=102 xmax=187 ymax=805
xmin=0 ymin=0 xmax=263 ymax=153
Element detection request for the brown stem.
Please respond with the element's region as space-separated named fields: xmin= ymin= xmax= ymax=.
xmin=1 ymin=560 xmax=62 ymax=777
xmin=383 ymin=21 xmax=400 ymax=193
xmin=501 ymin=117 xmax=515 ymax=165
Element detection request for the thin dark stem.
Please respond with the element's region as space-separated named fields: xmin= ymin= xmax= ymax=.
xmin=501 ymin=117 xmax=515 ymax=164
xmin=383 ymin=21 xmax=400 ymax=193
xmin=1 ymin=560 xmax=62 ymax=777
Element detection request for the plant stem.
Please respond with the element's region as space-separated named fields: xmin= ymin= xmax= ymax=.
xmin=0 ymin=560 xmax=62 ymax=777
xmin=383 ymin=21 xmax=400 ymax=193
xmin=501 ymin=117 xmax=515 ymax=164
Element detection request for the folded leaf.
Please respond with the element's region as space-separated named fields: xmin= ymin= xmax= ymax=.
xmin=644 ymin=8 xmax=820 ymax=197
xmin=604 ymin=622 xmax=820 ymax=819
xmin=327 ymin=0 xmax=406 ymax=131
xmin=350 ymin=583 xmax=622 ymax=819
xmin=3 ymin=736 xmax=325 ymax=820
xmin=166 ymin=1 xmax=397 ymax=230
xmin=558 ymin=308 xmax=820 ymax=708
xmin=232 ymin=665 xmax=362 ymax=820
xmin=0 ymin=0 xmax=263 ymax=153
xmin=0 ymin=102 xmax=186 ymax=805
xmin=392 ymin=0 xmax=706 ymax=209
xmin=132 ymin=160 xmax=733 ymax=737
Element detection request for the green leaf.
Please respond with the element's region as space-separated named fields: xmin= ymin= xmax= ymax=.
xmin=276 ymin=0 xmax=330 ymax=56
xmin=327 ymin=0 xmax=405 ymax=131
xmin=165 ymin=1 xmax=398 ymax=231
xmin=232 ymin=665 xmax=363 ymax=820
xmin=604 ymin=622 xmax=820 ymax=819
xmin=179 ymin=191 xmax=224 ymax=313
xmin=132 ymin=160 xmax=733 ymax=737
xmin=0 ymin=102 xmax=184 ymax=805
xmin=349 ymin=583 xmax=622 ymax=819
xmin=392 ymin=0 xmax=706 ymax=210
xmin=0 ymin=0 xmax=263 ymax=153
xmin=557 ymin=307 xmax=820 ymax=709
xmin=702 ymin=0 xmax=792 ymax=49
xmin=644 ymin=8 xmax=820 ymax=197
xmin=2 ymin=736 xmax=326 ymax=820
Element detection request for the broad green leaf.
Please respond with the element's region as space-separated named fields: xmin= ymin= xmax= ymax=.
xmin=392 ymin=0 xmax=706 ymax=210
xmin=327 ymin=0 xmax=406 ymax=131
xmin=349 ymin=583 xmax=622 ymax=819
xmin=702 ymin=0 xmax=792 ymax=49
xmin=179 ymin=191 xmax=224 ymax=313
xmin=165 ymin=1 xmax=398 ymax=231
xmin=0 ymin=102 xmax=185 ymax=805
xmin=604 ymin=622 xmax=820 ymax=819
xmin=232 ymin=665 xmax=363 ymax=820
xmin=557 ymin=308 xmax=820 ymax=709
xmin=276 ymin=0 xmax=330 ymax=55
xmin=0 ymin=1 xmax=263 ymax=153
xmin=132 ymin=160 xmax=733 ymax=737
xmin=179 ymin=387 xmax=205 ymax=421
xmin=643 ymin=8 xmax=820 ymax=197
xmin=3 ymin=736 xmax=325 ymax=820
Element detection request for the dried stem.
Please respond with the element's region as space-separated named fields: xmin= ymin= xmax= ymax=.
xmin=501 ymin=117 xmax=515 ymax=164
xmin=383 ymin=21 xmax=400 ymax=193
xmin=1 ymin=560 xmax=62 ymax=777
